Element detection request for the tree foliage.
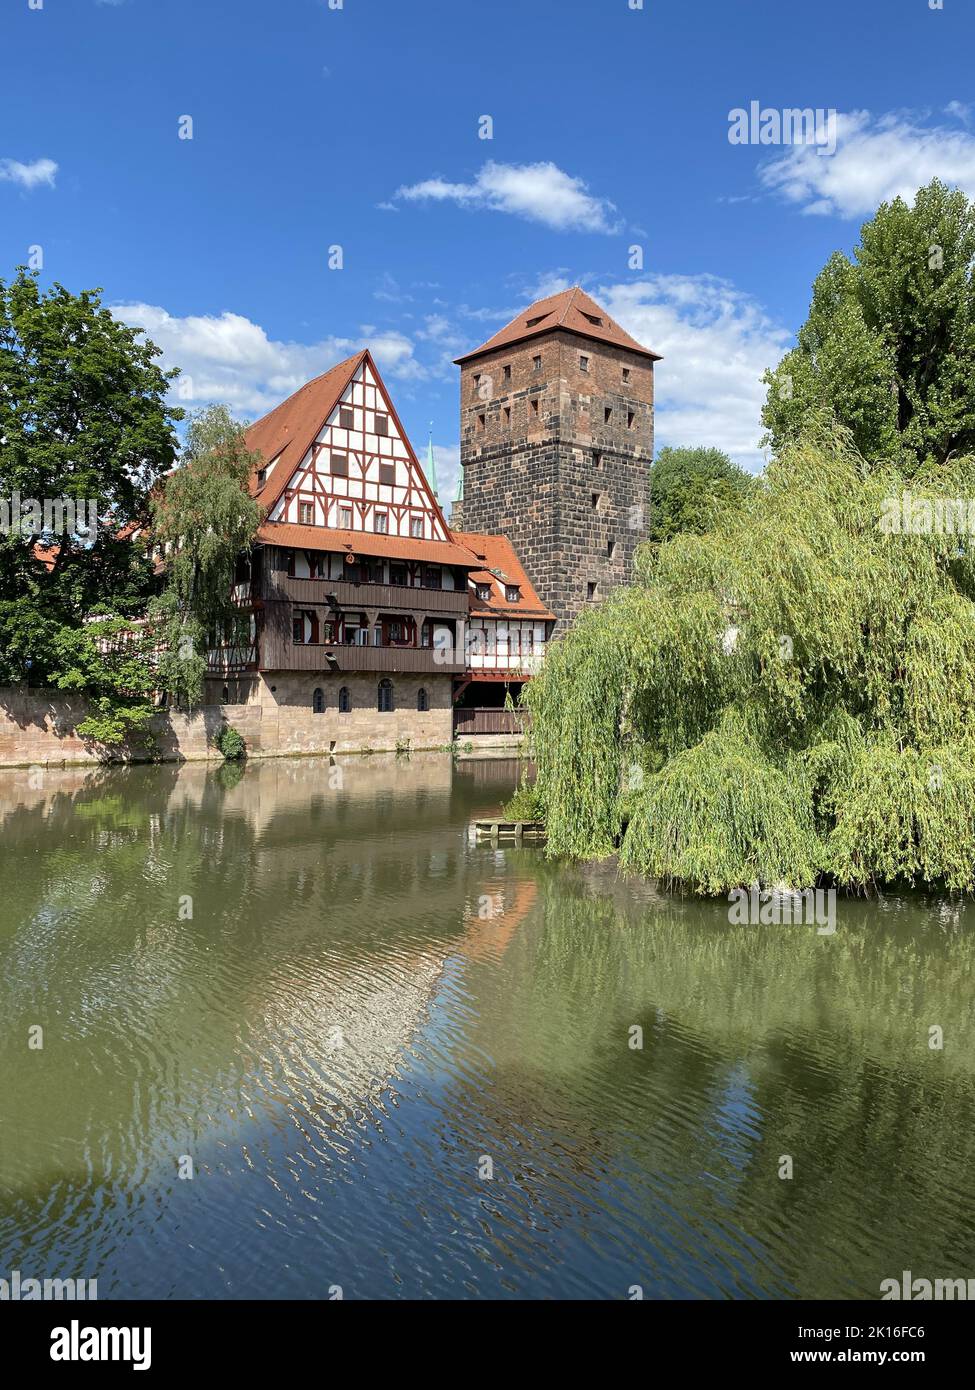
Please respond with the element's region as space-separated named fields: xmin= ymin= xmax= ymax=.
xmin=0 ymin=268 xmax=180 ymax=687
xmin=762 ymin=180 xmax=975 ymax=472
xmin=648 ymin=446 xmax=753 ymax=543
xmin=521 ymin=425 xmax=975 ymax=893
xmin=151 ymin=405 xmax=263 ymax=708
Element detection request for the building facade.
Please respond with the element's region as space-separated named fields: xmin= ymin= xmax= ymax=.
xmin=205 ymin=350 xmax=554 ymax=749
xmin=453 ymin=286 xmax=659 ymax=630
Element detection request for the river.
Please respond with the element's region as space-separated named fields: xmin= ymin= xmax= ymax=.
xmin=0 ymin=754 xmax=972 ymax=1299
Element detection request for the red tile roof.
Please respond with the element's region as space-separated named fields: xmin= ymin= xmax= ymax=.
xmin=246 ymin=351 xmax=367 ymax=514
xmin=454 ymin=286 xmax=661 ymax=365
xmin=256 ymin=522 xmax=480 ymax=569
xmin=452 ymin=531 xmax=555 ymax=619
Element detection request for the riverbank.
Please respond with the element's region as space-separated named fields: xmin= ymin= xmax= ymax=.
xmin=0 ymin=688 xmax=527 ymax=767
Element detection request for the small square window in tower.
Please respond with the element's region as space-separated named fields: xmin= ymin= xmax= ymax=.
xmin=587 ymin=582 xmax=598 ymax=601
xmin=477 ymin=413 xmax=486 ymax=432
xmin=532 ymin=355 xmax=542 ymax=371
xmin=622 ymin=367 xmax=631 ymax=384
xmin=503 ymin=406 xmax=511 ymax=425
xmin=604 ymin=407 xmax=613 ymax=424
xmin=502 ymin=364 xmax=511 ymax=382
xmin=580 ymin=355 xmax=590 ymax=372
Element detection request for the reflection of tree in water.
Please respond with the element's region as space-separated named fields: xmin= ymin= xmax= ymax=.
xmin=448 ymin=861 xmax=975 ymax=1296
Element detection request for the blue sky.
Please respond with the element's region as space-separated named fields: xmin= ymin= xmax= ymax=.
xmin=3 ymin=0 xmax=974 ymax=500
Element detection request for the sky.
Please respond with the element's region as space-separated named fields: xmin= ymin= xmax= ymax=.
xmin=2 ymin=0 xmax=974 ymax=504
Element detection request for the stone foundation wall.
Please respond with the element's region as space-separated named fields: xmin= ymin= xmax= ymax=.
xmin=0 ymin=672 xmax=455 ymax=767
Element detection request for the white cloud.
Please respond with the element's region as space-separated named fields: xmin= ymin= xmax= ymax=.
xmin=0 ymin=157 xmax=57 ymax=191
xmin=112 ymin=304 xmax=426 ymax=416
xmin=394 ymin=160 xmax=621 ymax=234
xmin=597 ymin=276 xmax=792 ymax=470
xmin=759 ymin=109 xmax=975 ymax=218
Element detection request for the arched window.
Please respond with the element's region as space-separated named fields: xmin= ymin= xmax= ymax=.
xmin=378 ymin=678 xmax=394 ymax=713
xmin=312 ymin=687 xmax=325 ymax=714
xmin=338 ymin=686 xmax=351 ymax=714
xmin=417 ymin=687 xmax=429 ymax=712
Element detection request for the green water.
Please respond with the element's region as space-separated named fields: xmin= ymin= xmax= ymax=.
xmin=0 ymin=754 xmax=973 ymax=1299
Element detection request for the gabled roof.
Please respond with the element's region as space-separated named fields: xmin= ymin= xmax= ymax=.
xmin=454 ymin=286 xmax=661 ymax=365
xmin=255 ymin=523 xmax=479 ymax=569
xmin=245 ymin=351 xmax=367 ymax=514
xmin=452 ymin=531 xmax=555 ymax=620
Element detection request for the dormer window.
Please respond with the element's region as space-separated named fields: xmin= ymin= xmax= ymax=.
xmin=526 ymin=315 xmax=547 ymax=328
xmin=257 ymin=468 xmax=267 ymax=487
xmin=476 ymin=583 xmax=492 ymax=602
xmin=505 ymin=585 xmax=521 ymax=603
xmin=582 ymin=312 xmax=603 ymax=327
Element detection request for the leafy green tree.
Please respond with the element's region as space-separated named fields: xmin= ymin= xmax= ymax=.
xmin=649 ymin=446 xmax=753 ymax=542
xmin=0 ymin=268 xmax=181 ymax=685
xmin=520 ymin=424 xmax=975 ymax=893
xmin=49 ymin=618 xmax=159 ymax=747
xmin=151 ymin=405 xmax=263 ymax=708
xmin=762 ymin=180 xmax=975 ymax=472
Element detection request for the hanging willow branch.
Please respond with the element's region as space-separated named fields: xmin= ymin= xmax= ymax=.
xmin=519 ymin=426 xmax=975 ymax=893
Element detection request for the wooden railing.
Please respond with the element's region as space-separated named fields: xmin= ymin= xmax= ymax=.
xmin=265 ymin=574 xmax=469 ymax=615
xmin=453 ymin=706 xmax=527 ymax=736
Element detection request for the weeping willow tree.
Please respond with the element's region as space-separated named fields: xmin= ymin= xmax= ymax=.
xmin=519 ymin=425 xmax=975 ymax=893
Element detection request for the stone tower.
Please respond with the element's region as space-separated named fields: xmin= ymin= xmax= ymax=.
xmin=453 ymin=286 xmax=659 ymax=630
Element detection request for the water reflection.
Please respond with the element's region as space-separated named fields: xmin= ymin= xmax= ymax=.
xmin=0 ymin=756 xmax=973 ymax=1299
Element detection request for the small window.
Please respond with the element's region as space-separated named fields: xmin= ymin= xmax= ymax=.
xmin=580 ymin=355 xmax=589 ymax=372
xmin=299 ymin=501 xmax=314 ymax=525
xmin=338 ymin=686 xmax=351 ymax=714
xmin=390 ymin=562 xmax=407 ymax=585
xmin=526 ymin=315 xmax=547 ymax=328
xmin=532 ymin=355 xmax=542 ymax=371
xmin=379 ymin=462 xmax=395 ymax=487
xmin=476 ymin=583 xmax=492 ymax=602
xmin=505 ymin=585 xmax=521 ymax=603
xmin=627 ymin=411 xmax=635 ymax=429
xmin=374 ymin=413 xmax=389 ymax=436
xmin=378 ymin=678 xmax=394 ymax=713
xmin=374 ymin=511 xmax=388 ymax=534
xmin=502 ymin=364 xmax=511 ymax=382
xmin=594 ymin=451 xmax=603 ymax=469
xmin=607 ymin=539 xmax=617 ymax=559
xmin=339 ymin=407 xmax=355 ymax=430
xmin=330 ymin=453 xmax=348 ymax=477
xmin=503 ymin=406 xmax=511 ymax=425
xmin=591 ymin=493 xmax=600 ymax=509
xmin=424 ymin=566 xmax=442 ymax=590
xmin=604 ymin=407 xmax=612 ymax=424
xmin=221 ymin=685 xmax=230 ymax=705
xmin=293 ymin=615 xmax=305 ymax=644
xmin=339 ymin=506 xmax=353 ymax=528
xmin=472 ymin=373 xmax=481 ymax=395
xmin=530 ymin=398 xmax=539 ymax=416
xmin=477 ymin=413 xmax=486 ymax=432
xmin=312 ymin=688 xmax=325 ymax=714
xmin=587 ymin=582 xmax=598 ymax=601
xmin=410 ymin=516 xmax=423 ymax=539
xmin=257 ymin=468 xmax=267 ymax=487
xmin=417 ymin=687 xmax=429 ymax=712
xmin=622 ymin=367 xmax=631 ymax=384
xmin=583 ymin=312 xmax=603 ymax=327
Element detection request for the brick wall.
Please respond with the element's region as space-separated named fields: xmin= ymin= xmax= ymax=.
xmin=458 ymin=330 xmax=653 ymax=629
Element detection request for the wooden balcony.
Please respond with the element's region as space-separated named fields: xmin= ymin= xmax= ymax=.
xmin=264 ymin=573 xmax=470 ymax=616
xmin=260 ymin=639 xmax=466 ymax=675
